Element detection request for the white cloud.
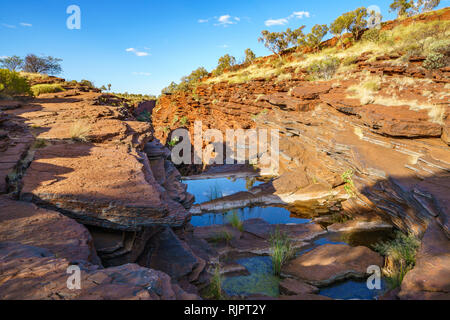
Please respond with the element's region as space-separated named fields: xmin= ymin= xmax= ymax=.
xmin=132 ymin=72 xmax=151 ymax=76
xmin=218 ymin=44 xmax=229 ymax=48
xmin=20 ymin=22 xmax=32 ymax=27
xmin=125 ymin=48 xmax=149 ymax=57
xmin=265 ymin=18 xmax=289 ymax=26
xmin=216 ymin=15 xmax=236 ymax=26
xmin=135 ymin=51 xmax=149 ymax=57
xmin=199 ymin=14 xmax=240 ymax=27
xmin=2 ymin=24 xmax=16 ymax=29
xmin=291 ymin=11 xmax=310 ymax=19
xmin=0 ymin=56 xmax=8 ymax=59
xmin=265 ymin=10 xmax=311 ymax=27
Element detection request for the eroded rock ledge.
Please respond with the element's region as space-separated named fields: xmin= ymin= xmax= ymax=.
xmin=0 ymin=86 xmax=200 ymax=299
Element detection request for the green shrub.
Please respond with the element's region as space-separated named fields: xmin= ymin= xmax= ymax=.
xmin=307 ymin=56 xmax=340 ymax=80
xmin=179 ymin=116 xmax=188 ymax=126
xmin=78 ymin=79 xmax=95 ymax=88
xmin=137 ymin=111 xmax=151 ymax=122
xmin=0 ymin=69 xmax=31 ymax=96
xmin=341 ymin=56 xmax=358 ymax=66
xmin=423 ymin=52 xmax=446 ymax=70
xmin=361 ymin=28 xmax=387 ymax=43
xmin=423 ymin=38 xmax=450 ymax=70
xmin=372 ymin=231 xmax=420 ymax=289
xmin=342 ymin=169 xmax=356 ymax=198
xmin=427 ymin=39 xmax=450 ymax=56
xmin=31 ymin=84 xmax=65 ymax=96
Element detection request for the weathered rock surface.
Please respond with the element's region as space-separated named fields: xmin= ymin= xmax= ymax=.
xmin=399 ymin=222 xmax=450 ymax=300
xmin=282 ymin=244 xmax=383 ymax=286
xmin=20 ymin=143 xmax=189 ymax=230
xmin=279 ymin=278 xmax=319 ymax=295
xmin=0 ymin=242 xmax=184 ymax=300
xmin=139 ymin=227 xmax=202 ymax=281
xmin=0 ymin=194 xmax=195 ymax=300
xmin=1 ymin=90 xmax=192 ymax=231
xmin=0 ymin=85 xmax=199 ymax=300
xmin=0 ymin=195 xmax=100 ymax=264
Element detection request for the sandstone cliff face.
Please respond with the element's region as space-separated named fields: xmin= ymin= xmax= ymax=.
xmin=152 ymin=31 xmax=450 ymax=299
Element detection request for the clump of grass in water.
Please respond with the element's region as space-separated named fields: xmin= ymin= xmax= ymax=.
xmin=372 ymin=231 xmax=420 ymax=289
xmin=269 ymin=228 xmax=294 ymax=276
xmin=206 ymin=265 xmax=224 ymax=300
xmin=210 ymin=230 xmax=233 ymax=244
xmin=227 ymin=210 xmax=243 ymax=232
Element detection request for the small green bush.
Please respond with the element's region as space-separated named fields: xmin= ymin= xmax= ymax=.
xmin=307 ymin=56 xmax=340 ymax=80
xmin=0 ymin=69 xmax=31 ymax=96
xmin=423 ymin=39 xmax=450 ymax=70
xmin=361 ymin=28 xmax=387 ymax=43
xmin=342 ymin=169 xmax=356 ymax=198
xmin=423 ymin=52 xmax=446 ymax=70
xmin=427 ymin=39 xmax=450 ymax=56
xmin=341 ymin=56 xmax=358 ymax=66
xmin=372 ymin=231 xmax=420 ymax=289
xmin=31 ymin=84 xmax=65 ymax=96
xmin=179 ymin=116 xmax=188 ymax=126
xmin=136 ymin=111 xmax=151 ymax=122
xmin=78 ymin=79 xmax=95 ymax=89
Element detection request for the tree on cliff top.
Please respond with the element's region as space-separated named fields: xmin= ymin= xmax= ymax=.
xmin=390 ymin=0 xmax=441 ymax=18
xmin=258 ymin=30 xmax=290 ymax=60
xmin=244 ymin=48 xmax=256 ymax=64
xmin=330 ymin=8 xmax=369 ymax=41
xmin=213 ymin=54 xmax=237 ymax=75
xmin=390 ymin=0 xmax=415 ymax=17
xmin=180 ymin=67 xmax=209 ymax=84
xmin=23 ymin=54 xmax=62 ymax=75
xmin=0 ymin=56 xmax=24 ymax=71
xmin=304 ymin=24 xmax=329 ymax=50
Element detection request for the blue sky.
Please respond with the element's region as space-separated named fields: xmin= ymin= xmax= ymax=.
xmin=1 ymin=0 xmax=448 ymax=95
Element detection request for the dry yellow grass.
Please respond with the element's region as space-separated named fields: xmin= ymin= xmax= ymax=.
xmin=202 ymin=19 xmax=450 ymax=86
xmin=70 ymin=121 xmax=91 ymax=141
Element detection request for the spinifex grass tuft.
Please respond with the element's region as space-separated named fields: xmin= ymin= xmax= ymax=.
xmin=227 ymin=210 xmax=243 ymax=231
xmin=269 ymin=228 xmax=294 ymax=276
xmin=207 ymin=265 xmax=224 ymax=300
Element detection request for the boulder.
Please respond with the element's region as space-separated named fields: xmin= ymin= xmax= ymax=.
xmin=282 ymin=244 xmax=383 ymax=286
xmin=140 ymin=227 xmax=202 ymax=280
